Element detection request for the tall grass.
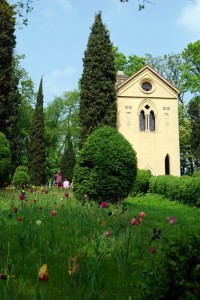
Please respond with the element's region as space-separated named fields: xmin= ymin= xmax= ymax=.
xmin=0 ymin=188 xmax=199 ymax=299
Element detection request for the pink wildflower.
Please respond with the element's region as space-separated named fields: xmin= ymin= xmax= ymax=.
xmin=167 ymin=217 xmax=177 ymax=224
xmin=105 ymin=230 xmax=111 ymax=237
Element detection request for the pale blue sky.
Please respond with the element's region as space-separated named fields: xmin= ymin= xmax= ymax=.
xmin=14 ymin=0 xmax=200 ymax=106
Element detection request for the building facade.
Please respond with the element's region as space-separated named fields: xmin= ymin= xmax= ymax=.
xmin=116 ymin=65 xmax=180 ymax=176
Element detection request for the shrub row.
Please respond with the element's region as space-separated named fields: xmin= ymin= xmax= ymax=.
xmin=130 ymin=169 xmax=152 ymax=196
xmin=149 ymin=175 xmax=200 ymax=207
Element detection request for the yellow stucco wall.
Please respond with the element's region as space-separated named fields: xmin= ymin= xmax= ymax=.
xmin=116 ymin=66 xmax=180 ymax=176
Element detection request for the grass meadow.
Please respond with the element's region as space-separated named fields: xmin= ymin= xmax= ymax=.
xmin=0 ymin=187 xmax=199 ymax=299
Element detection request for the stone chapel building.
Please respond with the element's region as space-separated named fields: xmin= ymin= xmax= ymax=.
xmin=116 ymin=65 xmax=180 ymax=176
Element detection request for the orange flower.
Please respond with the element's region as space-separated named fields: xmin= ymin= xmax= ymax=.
xmin=39 ymin=264 xmax=49 ymax=281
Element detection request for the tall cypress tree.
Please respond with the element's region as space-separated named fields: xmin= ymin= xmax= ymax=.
xmin=28 ymin=78 xmax=46 ymax=185
xmin=0 ymin=0 xmax=21 ymax=171
xmin=60 ymin=132 xmax=76 ymax=183
xmin=79 ymin=12 xmax=117 ymax=147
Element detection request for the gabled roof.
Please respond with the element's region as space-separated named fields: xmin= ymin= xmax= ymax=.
xmin=116 ymin=64 xmax=179 ymax=94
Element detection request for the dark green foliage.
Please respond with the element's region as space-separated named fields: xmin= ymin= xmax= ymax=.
xmin=13 ymin=165 xmax=30 ymax=186
xmin=0 ymin=132 xmax=12 ymax=186
xmin=130 ymin=169 xmax=152 ymax=196
xmin=0 ymin=1 xmax=16 ymax=133
xmin=28 ymin=78 xmax=46 ymax=185
xmin=149 ymin=175 xmax=200 ymax=207
xmin=60 ymin=133 xmax=76 ymax=183
xmin=0 ymin=1 xmax=21 ymax=172
xmin=143 ymin=235 xmax=200 ymax=299
xmin=188 ymin=96 xmax=200 ymax=172
xmin=73 ymin=126 xmax=137 ymax=203
xmin=79 ymin=12 xmax=117 ymax=147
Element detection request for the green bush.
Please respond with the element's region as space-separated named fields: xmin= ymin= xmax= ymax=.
xmin=73 ymin=126 xmax=137 ymax=203
xmin=15 ymin=166 xmax=28 ymax=173
xmin=149 ymin=175 xmax=175 ymax=196
xmin=193 ymin=171 xmax=200 ymax=178
xmin=13 ymin=166 xmax=30 ymax=186
xmin=149 ymin=175 xmax=200 ymax=207
xmin=0 ymin=132 xmax=12 ymax=186
xmin=143 ymin=235 xmax=200 ymax=299
xmin=130 ymin=169 xmax=152 ymax=196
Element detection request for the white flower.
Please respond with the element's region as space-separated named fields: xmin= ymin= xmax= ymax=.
xmin=36 ymin=220 xmax=42 ymax=225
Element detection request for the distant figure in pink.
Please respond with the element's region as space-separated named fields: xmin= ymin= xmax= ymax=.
xmin=63 ymin=179 xmax=70 ymax=189
xmin=53 ymin=170 xmax=62 ymax=187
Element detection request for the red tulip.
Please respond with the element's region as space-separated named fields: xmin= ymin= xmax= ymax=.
xmin=18 ymin=216 xmax=22 ymax=222
xmin=131 ymin=217 xmax=137 ymax=225
xmin=64 ymin=192 xmax=69 ymax=198
xmin=13 ymin=207 xmax=18 ymax=213
xmin=19 ymin=194 xmax=25 ymax=200
xmin=138 ymin=211 xmax=145 ymax=218
xmin=150 ymin=246 xmax=156 ymax=254
xmin=100 ymin=201 xmax=108 ymax=208
xmin=51 ymin=210 xmax=56 ymax=216
xmin=38 ymin=264 xmax=48 ymax=281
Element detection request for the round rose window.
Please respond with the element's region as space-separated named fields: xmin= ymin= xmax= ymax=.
xmin=142 ymin=82 xmax=152 ymax=91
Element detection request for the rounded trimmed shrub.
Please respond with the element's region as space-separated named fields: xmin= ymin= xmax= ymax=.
xmin=13 ymin=166 xmax=30 ymax=186
xmin=0 ymin=132 xmax=12 ymax=186
xmin=73 ymin=126 xmax=137 ymax=203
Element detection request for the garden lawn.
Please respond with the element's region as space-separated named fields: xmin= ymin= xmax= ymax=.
xmin=0 ymin=188 xmax=199 ymax=300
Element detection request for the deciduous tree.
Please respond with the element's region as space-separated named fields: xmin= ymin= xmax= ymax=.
xmin=181 ymin=40 xmax=200 ymax=96
xmin=44 ymin=90 xmax=79 ymax=178
xmin=187 ymin=96 xmax=200 ymax=172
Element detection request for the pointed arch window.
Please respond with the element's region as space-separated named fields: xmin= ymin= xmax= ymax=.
xmin=139 ymin=110 xmax=145 ymax=131
xmin=149 ymin=111 xmax=155 ymax=131
xmin=165 ymin=154 xmax=170 ymax=175
xmin=139 ymin=108 xmax=155 ymax=131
